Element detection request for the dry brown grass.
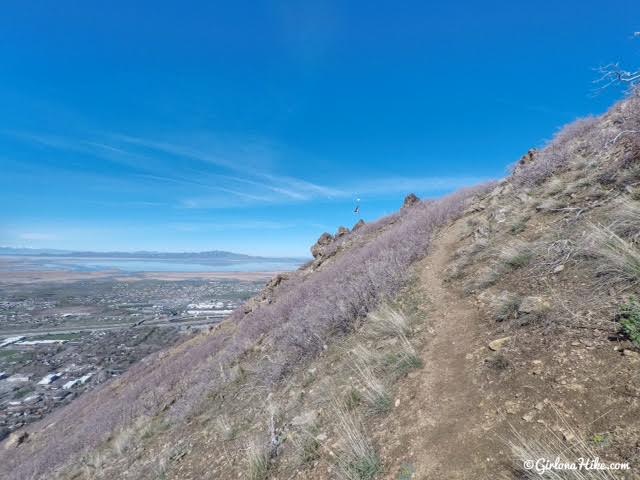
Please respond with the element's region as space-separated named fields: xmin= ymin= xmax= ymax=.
xmin=508 ymin=415 xmax=622 ymax=479
xmin=246 ymin=439 xmax=269 ymax=480
xmin=349 ymin=345 xmax=391 ymax=413
xmin=367 ymin=305 xmax=412 ymax=338
xmin=587 ymin=224 xmax=640 ymax=284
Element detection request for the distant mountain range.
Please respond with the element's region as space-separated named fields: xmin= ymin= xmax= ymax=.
xmin=0 ymin=247 xmax=305 ymax=263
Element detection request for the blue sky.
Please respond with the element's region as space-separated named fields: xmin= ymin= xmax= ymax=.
xmin=0 ymin=1 xmax=638 ymax=256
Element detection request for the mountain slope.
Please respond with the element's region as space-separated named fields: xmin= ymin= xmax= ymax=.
xmin=3 ymin=92 xmax=640 ymax=479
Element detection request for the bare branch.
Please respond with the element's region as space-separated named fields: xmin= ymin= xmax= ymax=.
xmin=594 ymin=63 xmax=640 ymax=92
xmin=606 ymin=129 xmax=640 ymax=146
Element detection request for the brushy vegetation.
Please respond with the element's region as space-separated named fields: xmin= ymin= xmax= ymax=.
xmin=512 ymin=89 xmax=640 ymax=188
xmin=333 ymin=401 xmax=382 ymax=480
xmin=512 ymin=116 xmax=601 ymax=187
xmin=619 ymin=299 xmax=640 ymax=347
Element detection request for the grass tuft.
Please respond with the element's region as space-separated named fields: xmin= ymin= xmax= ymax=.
xmin=383 ymin=336 xmax=423 ymax=380
xmin=588 ymin=224 xmax=640 ymax=283
xmin=495 ymin=293 xmax=522 ymax=322
xmin=333 ymin=401 xmax=381 ymax=480
xmin=350 ymin=346 xmax=391 ymax=414
xmin=247 ymin=440 xmax=269 ymax=480
xmin=367 ymin=305 xmax=412 ymax=338
xmin=501 ymin=242 xmax=535 ymax=270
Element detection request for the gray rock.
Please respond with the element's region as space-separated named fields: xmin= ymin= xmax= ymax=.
xmin=310 ymin=232 xmax=334 ymax=258
xmin=291 ymin=410 xmax=317 ymax=426
xmin=489 ymin=336 xmax=511 ymax=351
xmin=336 ymin=226 xmax=350 ymax=237
xmin=403 ymin=193 xmax=420 ymax=208
xmin=352 ymin=219 xmax=365 ymax=231
xmin=518 ymin=296 xmax=550 ymax=315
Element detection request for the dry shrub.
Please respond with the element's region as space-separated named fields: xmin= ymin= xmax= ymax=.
xmin=513 ymin=117 xmax=600 ymax=187
xmin=511 ymin=92 xmax=640 ymax=192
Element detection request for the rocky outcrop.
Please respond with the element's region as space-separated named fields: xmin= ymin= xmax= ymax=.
xmin=336 ymin=226 xmax=350 ymax=237
xmin=352 ymin=219 xmax=365 ymax=231
xmin=311 ymin=232 xmax=334 ymax=259
xmin=403 ymin=193 xmax=420 ymax=208
xmin=311 ymin=232 xmax=334 ymax=258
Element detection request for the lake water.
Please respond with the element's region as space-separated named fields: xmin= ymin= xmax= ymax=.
xmin=1 ymin=256 xmax=304 ymax=273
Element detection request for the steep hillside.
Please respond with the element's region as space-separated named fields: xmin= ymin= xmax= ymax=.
xmin=3 ymin=92 xmax=640 ymax=480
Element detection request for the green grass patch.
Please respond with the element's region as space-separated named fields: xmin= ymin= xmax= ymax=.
xmin=342 ymin=454 xmax=381 ymax=480
xmin=619 ymin=299 xmax=640 ymax=347
xmin=383 ymin=352 xmax=423 ymax=380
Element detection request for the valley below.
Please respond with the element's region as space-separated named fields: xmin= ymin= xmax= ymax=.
xmin=0 ymin=271 xmax=270 ymax=441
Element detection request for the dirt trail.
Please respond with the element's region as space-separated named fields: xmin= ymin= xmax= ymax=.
xmin=379 ymin=220 xmax=499 ymax=479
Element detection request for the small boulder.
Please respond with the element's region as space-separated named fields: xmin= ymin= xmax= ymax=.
xmin=518 ymin=296 xmax=550 ymax=315
xmin=489 ymin=336 xmax=511 ymax=351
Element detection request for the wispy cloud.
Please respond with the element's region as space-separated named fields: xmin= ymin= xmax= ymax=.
xmin=169 ymin=220 xmax=296 ymax=232
xmin=5 ymin=129 xmax=341 ymax=207
xmin=18 ymin=232 xmax=59 ymax=241
xmin=4 ymin=129 xmax=489 ymax=211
